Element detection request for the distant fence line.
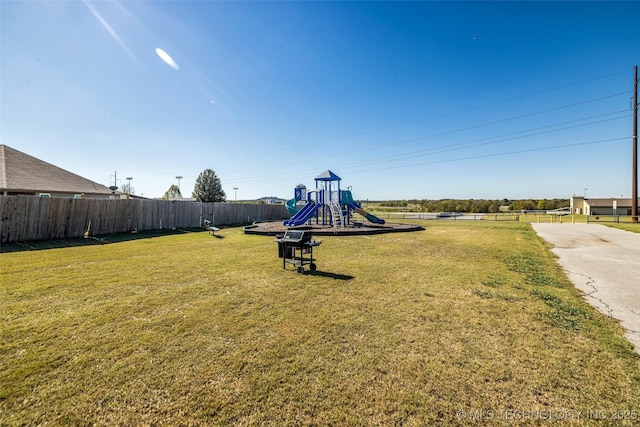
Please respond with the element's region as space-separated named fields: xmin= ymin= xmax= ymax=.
xmin=0 ymin=196 xmax=289 ymax=244
xmin=379 ymin=211 xmax=639 ymax=224
xmin=377 ymin=212 xmax=518 ymax=221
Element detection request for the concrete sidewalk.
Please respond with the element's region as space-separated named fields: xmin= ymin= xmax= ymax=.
xmin=532 ymin=223 xmax=640 ymax=354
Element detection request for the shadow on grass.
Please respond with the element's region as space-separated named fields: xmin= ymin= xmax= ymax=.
xmin=307 ymin=270 xmax=355 ymax=281
xmin=1 ymin=228 xmax=209 ymax=253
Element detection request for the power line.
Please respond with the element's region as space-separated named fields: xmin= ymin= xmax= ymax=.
xmin=344 ymin=137 xmax=630 ymax=174
xmin=336 ymin=110 xmax=631 ymax=170
xmin=225 ymin=69 xmax=633 ymax=178
xmin=223 ymin=71 xmax=635 ymax=187
xmin=225 ymin=105 xmax=631 ymax=185
xmin=307 ymin=68 xmax=633 ymax=146
xmin=328 ymin=90 xmax=632 ymax=159
xmin=224 ymin=105 xmax=630 ymax=186
xmin=224 ymin=136 xmax=629 ymax=186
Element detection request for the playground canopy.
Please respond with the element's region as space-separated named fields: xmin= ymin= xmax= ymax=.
xmin=315 ymin=170 xmax=341 ymax=182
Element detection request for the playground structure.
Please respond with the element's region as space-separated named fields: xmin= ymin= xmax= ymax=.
xmin=284 ymin=170 xmax=385 ymax=228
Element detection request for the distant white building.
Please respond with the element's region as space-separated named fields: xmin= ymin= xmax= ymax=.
xmin=571 ymin=196 xmax=639 ymax=216
xmin=265 ymin=198 xmax=283 ymax=205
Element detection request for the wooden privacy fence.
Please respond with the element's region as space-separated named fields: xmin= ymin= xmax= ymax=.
xmin=0 ymin=196 xmax=289 ymax=244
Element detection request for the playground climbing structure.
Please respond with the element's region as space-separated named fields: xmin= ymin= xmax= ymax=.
xmin=283 ymin=170 xmax=385 ymax=228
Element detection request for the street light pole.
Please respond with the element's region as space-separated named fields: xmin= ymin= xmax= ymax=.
xmin=126 ymin=177 xmax=133 ymax=196
xmin=176 ymin=176 xmax=183 ymax=192
xmin=233 ymin=187 xmax=238 ymax=201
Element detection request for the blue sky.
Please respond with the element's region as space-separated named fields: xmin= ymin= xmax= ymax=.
xmin=2 ymin=1 xmax=638 ymax=201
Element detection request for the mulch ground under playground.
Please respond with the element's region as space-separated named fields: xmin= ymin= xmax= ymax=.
xmin=243 ymin=221 xmax=424 ymax=236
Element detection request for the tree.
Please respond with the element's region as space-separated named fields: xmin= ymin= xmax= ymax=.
xmin=121 ymin=182 xmax=135 ymax=196
xmin=192 ymin=169 xmax=226 ymax=202
xmin=162 ymin=184 xmax=182 ymax=200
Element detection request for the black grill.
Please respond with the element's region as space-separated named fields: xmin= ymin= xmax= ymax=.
xmin=278 ymin=230 xmax=312 ymax=244
xmin=275 ymin=230 xmax=320 ymax=274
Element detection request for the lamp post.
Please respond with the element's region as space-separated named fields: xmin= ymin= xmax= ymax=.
xmin=233 ymin=187 xmax=239 ymax=201
xmin=126 ymin=177 xmax=133 ymax=195
xmin=176 ymin=176 xmax=183 ymax=192
xmin=584 ymin=188 xmax=588 ymax=198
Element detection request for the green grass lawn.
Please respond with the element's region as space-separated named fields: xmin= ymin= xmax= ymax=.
xmin=604 ymin=223 xmax=640 ymax=233
xmin=1 ymin=222 xmax=639 ymax=425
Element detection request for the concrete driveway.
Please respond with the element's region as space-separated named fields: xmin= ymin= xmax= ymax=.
xmin=531 ymin=223 xmax=640 ymax=354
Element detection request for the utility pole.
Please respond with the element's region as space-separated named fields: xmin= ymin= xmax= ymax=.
xmin=109 ymin=171 xmax=119 ymax=192
xmin=633 ymin=65 xmax=638 ymax=222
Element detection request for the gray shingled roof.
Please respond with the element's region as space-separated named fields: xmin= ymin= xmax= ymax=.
xmin=0 ymin=145 xmax=114 ymax=195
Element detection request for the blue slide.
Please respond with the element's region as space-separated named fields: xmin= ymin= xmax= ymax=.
xmin=347 ymin=201 xmax=386 ymax=224
xmin=284 ymin=201 xmax=318 ymax=226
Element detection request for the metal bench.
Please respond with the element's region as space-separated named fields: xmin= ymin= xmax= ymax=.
xmin=204 ymin=220 xmax=220 ymax=236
